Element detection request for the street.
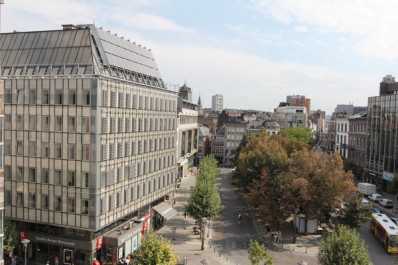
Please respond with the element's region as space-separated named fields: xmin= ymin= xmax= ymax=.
xmin=211 ymin=168 xmax=318 ymax=265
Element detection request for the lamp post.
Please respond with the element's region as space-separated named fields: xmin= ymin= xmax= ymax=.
xmin=21 ymin=238 xmax=30 ymax=265
xmin=293 ymin=209 xmax=298 ymax=244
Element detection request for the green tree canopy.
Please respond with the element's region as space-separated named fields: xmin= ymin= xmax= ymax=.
xmin=248 ymin=239 xmax=273 ymax=265
xmin=318 ymin=225 xmax=371 ymax=265
xmin=4 ymin=218 xmax=18 ymax=252
xmin=235 ymin=131 xmax=289 ymax=189
xmin=132 ymin=231 xmax=178 ymax=265
xmin=340 ymin=192 xmax=371 ymax=228
xmin=279 ymin=127 xmax=313 ymax=146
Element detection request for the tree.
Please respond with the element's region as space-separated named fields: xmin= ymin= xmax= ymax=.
xmin=4 ymin=218 xmax=18 ymax=255
xmin=279 ymin=127 xmax=314 ymax=148
xmin=318 ymin=225 xmax=371 ymax=265
xmin=132 ymin=231 xmax=178 ymax=265
xmin=234 ymin=133 xmax=249 ymax=165
xmin=235 ymin=131 xmax=289 ymax=189
xmin=247 ymin=239 xmax=273 ymax=265
xmin=282 ymin=150 xmax=355 ymax=233
xmin=340 ymin=193 xmax=371 ymax=228
xmin=185 ymin=156 xmax=223 ymax=250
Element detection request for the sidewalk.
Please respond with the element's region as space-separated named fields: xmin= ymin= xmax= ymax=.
xmin=157 ymin=169 xmax=321 ymax=264
xmin=157 ymin=171 xmax=231 ymax=265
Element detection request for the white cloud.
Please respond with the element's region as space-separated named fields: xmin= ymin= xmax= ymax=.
xmin=294 ymin=26 xmax=308 ymax=32
xmin=252 ymin=0 xmax=398 ymax=60
xmin=152 ymin=43 xmax=377 ymax=113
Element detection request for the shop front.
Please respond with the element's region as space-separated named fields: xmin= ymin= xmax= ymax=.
xmin=101 ymin=220 xmax=143 ymax=264
xmin=20 ymin=232 xmax=94 ymax=265
xmin=152 ymin=202 xmax=177 ymax=230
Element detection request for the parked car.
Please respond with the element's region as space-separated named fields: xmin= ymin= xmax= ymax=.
xmin=379 ymin=198 xmax=394 ymax=208
xmin=368 ymin=193 xmax=383 ymax=203
xmin=362 ymin=198 xmax=370 ymax=205
xmin=371 ymin=207 xmax=382 ymax=213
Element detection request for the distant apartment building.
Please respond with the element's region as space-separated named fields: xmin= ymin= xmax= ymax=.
xmin=176 ymin=85 xmax=198 ymax=180
xmin=246 ymin=120 xmax=280 ymax=136
xmin=366 ymin=75 xmax=398 ymax=190
xmin=335 ymin=113 xmax=350 ymax=158
xmin=212 ymin=94 xmax=223 ymax=112
xmin=0 ymin=24 xmax=178 ymax=264
xmin=348 ymin=112 xmax=367 ymax=180
xmin=308 ymin=109 xmax=326 ymax=135
xmin=210 ymin=127 xmax=225 ymax=164
xmin=224 ymin=122 xmax=247 ymax=166
xmin=286 ymin=95 xmax=311 ymax=113
xmin=274 ymin=106 xmax=307 ymax=129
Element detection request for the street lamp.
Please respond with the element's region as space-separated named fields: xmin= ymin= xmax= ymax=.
xmin=21 ymin=238 xmax=30 ymax=265
xmin=293 ymin=208 xmax=299 ymax=244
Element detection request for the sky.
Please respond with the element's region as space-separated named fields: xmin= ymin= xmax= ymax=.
xmin=2 ymin=0 xmax=398 ymax=115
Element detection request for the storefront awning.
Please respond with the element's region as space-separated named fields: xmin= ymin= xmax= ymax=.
xmin=153 ymin=202 xmax=177 ymax=220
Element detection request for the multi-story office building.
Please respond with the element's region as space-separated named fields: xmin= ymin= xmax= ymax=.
xmin=366 ymin=75 xmax=398 ymax=190
xmin=0 ymin=24 xmax=177 ymax=264
xmin=176 ymin=85 xmax=198 ymax=180
xmin=212 ymin=94 xmax=223 ymax=112
xmin=210 ymin=127 xmax=225 ymax=165
xmin=0 ymin=80 xmax=4 ymax=265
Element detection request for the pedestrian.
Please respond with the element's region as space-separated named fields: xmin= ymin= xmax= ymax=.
xmin=46 ymin=261 xmax=50 ymax=265
xmin=11 ymin=256 xmax=16 ymax=265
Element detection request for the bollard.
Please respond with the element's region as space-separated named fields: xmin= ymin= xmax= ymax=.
xmin=183 ymin=256 xmax=187 ymax=265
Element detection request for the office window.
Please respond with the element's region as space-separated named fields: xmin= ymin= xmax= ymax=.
xmin=55 ymin=90 xmax=63 ymax=104
xmin=54 ymin=170 xmax=62 ymax=185
xmin=41 ymin=195 xmax=49 ymax=209
xmin=117 ymin=192 xmax=121 ymax=207
xmin=67 ymin=171 xmax=75 ymax=186
xmin=118 ymin=117 xmax=123 ymax=132
xmin=111 ymin=92 xmax=116 ymax=107
xmin=118 ymin=92 xmax=124 ymax=108
xmin=55 ymin=144 xmax=62 ymax=159
xmin=5 ymin=190 xmax=11 ymax=205
xmin=67 ymin=198 xmax=75 ymax=213
xmin=103 ymin=90 xmax=108 ymax=106
xmin=111 ymin=118 xmax=116 ymax=133
xmin=81 ymin=200 xmax=89 ymax=215
xmin=29 ymin=141 xmax=36 ymax=157
xmin=29 ymin=115 xmax=36 ymax=130
xmin=29 ymin=90 xmax=36 ymax=104
xmin=28 ymin=193 xmax=36 ymax=208
xmin=83 ymin=90 xmax=90 ymax=106
xmin=118 ymin=143 xmax=123 ymax=158
xmin=68 ymin=117 xmax=76 ymax=132
xmin=54 ymin=196 xmax=62 ymax=211
xmin=68 ymin=144 xmax=75 ymax=159
xmin=29 ymin=167 xmax=36 ymax=182
xmin=110 ymin=143 xmax=115 ymax=159
xmin=16 ymin=115 xmax=23 ymax=130
xmin=17 ymin=192 xmax=23 ymax=206
xmin=81 ymin=117 xmax=90 ymax=133
xmin=69 ymin=90 xmax=76 ymax=105
xmin=55 ymin=116 xmax=62 ymax=131
xmin=42 ymin=143 xmax=50 ymax=158
xmin=5 ymin=89 xmax=11 ymax=103
xmin=42 ymin=116 xmax=50 ymax=131
xmin=82 ymin=145 xmax=90 ymax=160
xmin=126 ymin=94 xmax=131 ymax=108
xmin=17 ymin=89 xmax=24 ymax=104
xmin=41 ymin=169 xmax=49 ymax=184
xmin=82 ymin=172 xmax=89 ymax=188
xmin=102 ymin=118 xmax=108 ymax=133
xmin=42 ymin=90 xmax=49 ymax=104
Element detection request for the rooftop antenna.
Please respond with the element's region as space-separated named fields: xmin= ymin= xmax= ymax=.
xmin=0 ymin=0 xmax=4 ymax=33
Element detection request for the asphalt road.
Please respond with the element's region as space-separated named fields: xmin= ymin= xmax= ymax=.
xmin=212 ymin=168 xmax=318 ymax=265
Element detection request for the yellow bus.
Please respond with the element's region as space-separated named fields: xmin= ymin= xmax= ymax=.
xmin=370 ymin=213 xmax=398 ymax=253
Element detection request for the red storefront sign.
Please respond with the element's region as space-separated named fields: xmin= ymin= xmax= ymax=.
xmin=20 ymin=230 xmax=26 ymax=240
xmin=96 ymin=236 xmax=103 ymax=250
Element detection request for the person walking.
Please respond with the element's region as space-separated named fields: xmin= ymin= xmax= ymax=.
xmin=238 ymin=213 xmax=242 ymax=224
xmin=11 ymin=256 xmax=16 ymax=265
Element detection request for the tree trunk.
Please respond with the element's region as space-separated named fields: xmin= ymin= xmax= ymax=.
xmin=201 ymin=221 xmax=205 ymax=250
